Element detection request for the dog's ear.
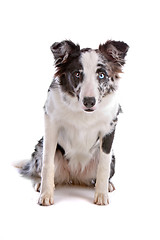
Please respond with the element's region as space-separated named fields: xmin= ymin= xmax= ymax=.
xmin=99 ymin=40 xmax=129 ymax=66
xmin=50 ymin=40 xmax=80 ymax=66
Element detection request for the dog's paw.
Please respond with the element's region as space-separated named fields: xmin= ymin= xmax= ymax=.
xmin=94 ymin=192 xmax=109 ymax=205
xmin=38 ymin=192 xmax=54 ymax=206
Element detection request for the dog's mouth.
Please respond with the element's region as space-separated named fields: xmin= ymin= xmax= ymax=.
xmin=84 ymin=109 xmax=95 ymax=112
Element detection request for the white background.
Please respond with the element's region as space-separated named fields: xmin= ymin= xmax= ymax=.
xmin=0 ymin=0 xmax=160 ymax=239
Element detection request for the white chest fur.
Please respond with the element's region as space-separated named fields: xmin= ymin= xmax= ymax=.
xmin=58 ymin=121 xmax=100 ymax=171
xmin=45 ymin=88 xmax=119 ymax=171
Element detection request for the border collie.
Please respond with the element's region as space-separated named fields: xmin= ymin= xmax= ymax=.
xmin=17 ymin=40 xmax=129 ymax=206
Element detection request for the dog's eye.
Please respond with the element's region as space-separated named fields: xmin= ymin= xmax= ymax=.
xmin=98 ymin=72 xmax=105 ymax=80
xmin=74 ymin=71 xmax=81 ymax=79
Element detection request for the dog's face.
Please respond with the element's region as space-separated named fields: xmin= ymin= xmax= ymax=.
xmin=51 ymin=40 xmax=129 ymax=112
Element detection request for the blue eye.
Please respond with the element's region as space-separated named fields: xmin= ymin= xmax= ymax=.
xmin=98 ymin=72 xmax=105 ymax=79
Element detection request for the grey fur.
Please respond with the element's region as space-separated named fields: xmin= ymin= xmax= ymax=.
xmin=19 ymin=138 xmax=43 ymax=177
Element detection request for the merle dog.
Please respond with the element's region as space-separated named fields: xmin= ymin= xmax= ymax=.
xmin=17 ymin=40 xmax=129 ymax=206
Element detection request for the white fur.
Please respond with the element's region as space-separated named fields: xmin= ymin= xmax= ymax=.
xmin=80 ymin=51 xmax=99 ymax=109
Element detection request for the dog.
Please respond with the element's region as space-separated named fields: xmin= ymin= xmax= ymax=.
xmin=17 ymin=40 xmax=129 ymax=206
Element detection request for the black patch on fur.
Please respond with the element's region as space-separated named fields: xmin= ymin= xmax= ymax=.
xmin=51 ymin=40 xmax=80 ymax=67
xmin=57 ymin=57 xmax=84 ymax=96
xmin=110 ymin=104 xmax=122 ymax=126
xmin=59 ymin=74 xmax=75 ymax=96
xmin=50 ymin=41 xmax=85 ymax=96
xmin=50 ymin=41 xmax=98 ymax=97
xmin=109 ymin=154 xmax=115 ymax=180
xmin=99 ymin=40 xmax=129 ymax=66
xmin=81 ymin=48 xmax=91 ymax=52
xmin=102 ymin=130 xmax=115 ymax=154
xmin=57 ymin=143 xmax=65 ymax=156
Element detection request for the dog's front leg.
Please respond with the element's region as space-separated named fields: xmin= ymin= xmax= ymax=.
xmin=38 ymin=114 xmax=58 ymax=206
xmin=94 ymin=130 xmax=115 ymax=205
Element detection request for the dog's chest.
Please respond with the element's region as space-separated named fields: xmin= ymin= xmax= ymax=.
xmin=56 ymin=111 xmax=111 ymax=170
xmin=58 ymin=123 xmax=99 ymax=161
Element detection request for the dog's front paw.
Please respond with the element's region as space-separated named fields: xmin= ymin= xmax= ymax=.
xmin=94 ymin=192 xmax=109 ymax=205
xmin=38 ymin=192 xmax=54 ymax=206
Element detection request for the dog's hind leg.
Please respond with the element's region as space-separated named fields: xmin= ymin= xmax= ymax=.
xmin=33 ymin=149 xmax=69 ymax=192
xmin=16 ymin=135 xmax=69 ymax=193
xmin=15 ymin=138 xmax=43 ymax=178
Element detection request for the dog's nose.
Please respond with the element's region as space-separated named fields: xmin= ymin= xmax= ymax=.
xmin=83 ymin=97 xmax=96 ymax=109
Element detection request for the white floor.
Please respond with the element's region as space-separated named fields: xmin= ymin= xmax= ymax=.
xmin=0 ymin=157 xmax=159 ymax=240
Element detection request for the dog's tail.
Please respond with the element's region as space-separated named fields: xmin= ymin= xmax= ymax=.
xmin=14 ymin=138 xmax=43 ymax=178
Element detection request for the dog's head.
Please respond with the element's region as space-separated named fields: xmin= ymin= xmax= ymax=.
xmin=50 ymin=40 xmax=129 ymax=112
